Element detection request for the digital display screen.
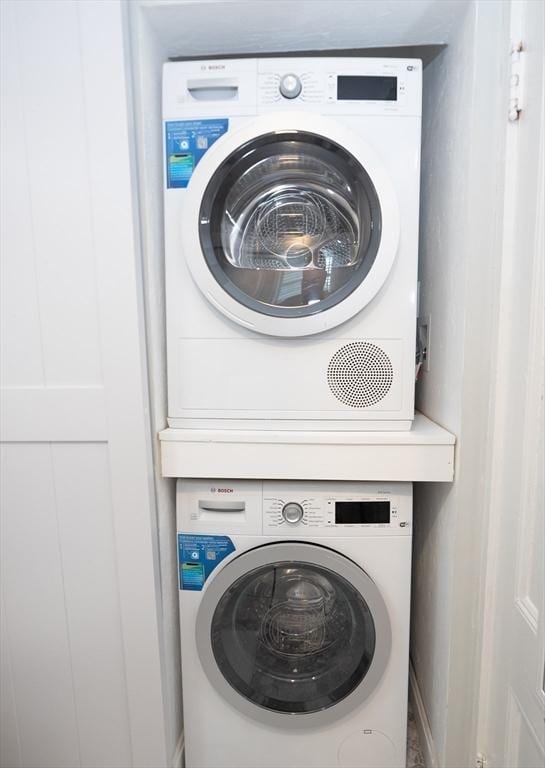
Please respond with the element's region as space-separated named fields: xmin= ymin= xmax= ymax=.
xmin=337 ymin=76 xmax=397 ymax=101
xmin=335 ymin=501 xmax=390 ymax=524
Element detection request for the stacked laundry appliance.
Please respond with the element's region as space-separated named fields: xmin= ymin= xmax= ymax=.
xmin=163 ymin=56 xmax=422 ymax=768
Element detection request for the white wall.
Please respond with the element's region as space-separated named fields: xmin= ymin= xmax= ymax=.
xmin=411 ymin=7 xmax=477 ymax=761
xmin=136 ymin=0 xmax=468 ymax=59
xmin=412 ymin=2 xmax=510 ymax=766
xmin=0 ymin=2 xmax=169 ymax=766
xmin=127 ymin=6 xmax=184 ymax=760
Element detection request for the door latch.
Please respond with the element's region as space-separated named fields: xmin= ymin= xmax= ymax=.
xmin=509 ymin=41 xmax=525 ymax=122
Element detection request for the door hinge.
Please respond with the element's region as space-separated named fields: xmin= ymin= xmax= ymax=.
xmin=476 ymin=752 xmax=488 ymax=768
xmin=508 ymin=41 xmax=526 ymax=122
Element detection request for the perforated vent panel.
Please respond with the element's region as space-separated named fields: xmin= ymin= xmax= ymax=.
xmin=327 ymin=343 xmax=394 ymax=408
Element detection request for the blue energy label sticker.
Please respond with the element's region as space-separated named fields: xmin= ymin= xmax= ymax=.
xmin=178 ymin=534 xmax=235 ymax=591
xmin=165 ymin=119 xmax=228 ymax=188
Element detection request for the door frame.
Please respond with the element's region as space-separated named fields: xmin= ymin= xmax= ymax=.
xmin=475 ymin=0 xmax=545 ymax=762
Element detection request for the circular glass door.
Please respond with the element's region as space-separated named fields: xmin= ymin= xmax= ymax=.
xmin=198 ymin=132 xmax=382 ymax=318
xmin=212 ymin=561 xmax=374 ymax=713
xmin=195 ymin=543 xmax=391 ymax=727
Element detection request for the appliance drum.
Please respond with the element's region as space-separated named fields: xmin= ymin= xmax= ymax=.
xmin=199 ymin=132 xmax=382 ymax=318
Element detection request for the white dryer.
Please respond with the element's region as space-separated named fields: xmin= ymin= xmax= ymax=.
xmin=164 ymin=58 xmax=422 ymax=430
xmin=177 ymin=479 xmax=412 ymax=768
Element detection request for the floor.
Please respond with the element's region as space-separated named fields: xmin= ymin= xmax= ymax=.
xmin=407 ymin=702 xmax=426 ymax=767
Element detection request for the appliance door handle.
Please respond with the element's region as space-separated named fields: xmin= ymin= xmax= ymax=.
xmin=198 ymin=500 xmax=246 ymax=512
xmin=186 ymin=78 xmax=239 ymax=101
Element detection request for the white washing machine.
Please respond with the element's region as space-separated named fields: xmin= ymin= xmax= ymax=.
xmin=164 ymin=58 xmax=422 ymax=430
xmin=177 ymin=479 xmax=412 ymax=768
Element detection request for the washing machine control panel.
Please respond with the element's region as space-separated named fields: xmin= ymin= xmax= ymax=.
xmin=263 ymin=482 xmax=412 ymax=535
xmin=177 ymin=480 xmax=412 ymax=537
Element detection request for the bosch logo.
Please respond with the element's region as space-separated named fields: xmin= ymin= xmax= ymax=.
xmin=210 ymin=487 xmax=233 ymax=493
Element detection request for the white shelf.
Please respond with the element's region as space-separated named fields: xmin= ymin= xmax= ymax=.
xmin=159 ymin=412 xmax=455 ymax=481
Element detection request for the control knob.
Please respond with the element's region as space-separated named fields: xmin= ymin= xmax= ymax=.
xmin=282 ymin=502 xmax=304 ymax=524
xmin=279 ymin=73 xmax=302 ymax=99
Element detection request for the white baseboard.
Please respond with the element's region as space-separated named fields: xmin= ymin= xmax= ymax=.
xmin=409 ymin=661 xmax=438 ymax=768
xmin=172 ymin=730 xmax=184 ymax=768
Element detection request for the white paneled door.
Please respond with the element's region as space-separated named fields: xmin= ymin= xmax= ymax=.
xmin=0 ymin=2 xmax=169 ymax=767
xmin=477 ymin=1 xmax=545 ymax=765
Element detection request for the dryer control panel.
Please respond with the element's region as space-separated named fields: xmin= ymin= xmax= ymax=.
xmin=177 ymin=479 xmax=412 ymax=537
xmin=256 ymin=58 xmax=419 ymax=115
xmin=163 ymin=57 xmax=422 ymax=119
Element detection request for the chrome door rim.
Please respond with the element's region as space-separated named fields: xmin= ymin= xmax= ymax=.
xmin=195 ymin=542 xmax=392 ymax=729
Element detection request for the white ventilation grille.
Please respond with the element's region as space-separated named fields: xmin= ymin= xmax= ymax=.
xmin=327 ymin=342 xmax=394 ymax=408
